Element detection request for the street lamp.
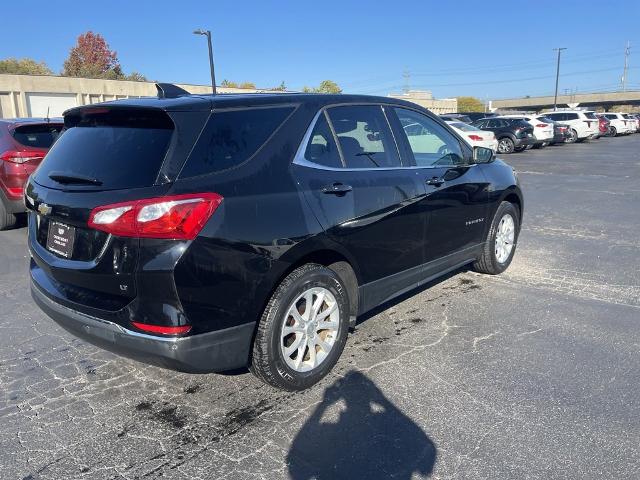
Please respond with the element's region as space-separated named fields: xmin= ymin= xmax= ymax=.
xmin=193 ymin=29 xmax=217 ymax=94
xmin=553 ymin=47 xmax=567 ymax=111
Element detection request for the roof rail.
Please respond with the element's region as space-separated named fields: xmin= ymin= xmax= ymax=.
xmin=155 ymin=83 xmax=190 ymax=99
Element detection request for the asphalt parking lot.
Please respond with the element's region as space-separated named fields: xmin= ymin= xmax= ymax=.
xmin=1 ymin=134 xmax=639 ymax=480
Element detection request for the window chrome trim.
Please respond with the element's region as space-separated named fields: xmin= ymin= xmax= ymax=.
xmin=293 ymin=102 xmax=475 ymax=172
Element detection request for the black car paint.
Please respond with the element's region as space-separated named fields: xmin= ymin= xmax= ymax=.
xmin=27 ymin=93 xmax=522 ymax=373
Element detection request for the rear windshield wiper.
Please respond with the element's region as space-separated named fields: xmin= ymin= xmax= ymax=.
xmin=48 ymin=172 xmax=103 ymax=186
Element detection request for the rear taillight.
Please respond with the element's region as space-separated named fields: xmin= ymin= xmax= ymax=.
xmin=0 ymin=149 xmax=46 ymax=164
xmin=131 ymin=322 xmax=192 ymax=335
xmin=88 ymin=193 xmax=223 ymax=240
xmin=468 ymin=134 xmax=484 ymax=141
xmin=535 ymin=124 xmax=548 ymax=128
xmin=6 ymin=187 xmax=24 ymax=198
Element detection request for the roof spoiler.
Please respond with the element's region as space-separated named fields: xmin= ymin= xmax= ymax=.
xmin=155 ymin=83 xmax=190 ymax=99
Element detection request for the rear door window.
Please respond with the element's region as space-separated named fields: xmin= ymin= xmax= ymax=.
xmin=34 ymin=108 xmax=174 ymax=190
xmin=12 ymin=124 xmax=63 ymax=149
xmin=393 ymin=108 xmax=464 ymax=167
xmin=566 ymin=113 xmax=579 ymax=120
xmin=180 ymin=106 xmax=294 ymax=177
xmin=327 ymin=105 xmax=400 ymax=168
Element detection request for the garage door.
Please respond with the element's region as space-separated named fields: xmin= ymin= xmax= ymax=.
xmin=0 ymin=93 xmax=14 ymax=119
xmin=26 ymin=93 xmax=77 ymax=118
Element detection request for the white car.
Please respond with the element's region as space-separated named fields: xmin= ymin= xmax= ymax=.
xmin=543 ymin=110 xmax=599 ymax=142
xmin=622 ymin=113 xmax=640 ymax=133
xmin=445 ymin=121 xmax=498 ymax=151
xmin=600 ymin=113 xmax=634 ymax=136
xmin=495 ymin=114 xmax=554 ymax=148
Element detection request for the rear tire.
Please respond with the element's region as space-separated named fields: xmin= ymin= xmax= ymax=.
xmin=473 ymin=201 xmax=520 ymax=275
xmin=250 ymin=264 xmax=350 ymax=391
xmin=0 ymin=202 xmax=17 ymax=231
xmin=497 ymin=137 xmax=515 ymax=154
xmin=565 ymin=129 xmax=578 ymax=143
xmin=610 ymin=126 xmax=618 ymax=137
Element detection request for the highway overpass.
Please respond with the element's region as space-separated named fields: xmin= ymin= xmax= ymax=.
xmin=492 ymin=90 xmax=640 ymax=112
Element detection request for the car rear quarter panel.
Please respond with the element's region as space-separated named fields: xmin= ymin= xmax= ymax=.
xmin=171 ymin=104 xmax=329 ymax=333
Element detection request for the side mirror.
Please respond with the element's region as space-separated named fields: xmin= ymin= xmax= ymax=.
xmin=473 ymin=146 xmax=495 ymax=164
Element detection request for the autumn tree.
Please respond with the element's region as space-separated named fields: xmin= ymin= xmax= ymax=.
xmin=239 ymin=81 xmax=256 ymax=89
xmin=62 ymin=32 xmax=122 ymax=78
xmin=220 ymin=79 xmax=239 ymax=88
xmin=0 ymin=57 xmax=52 ymax=75
xmin=456 ymin=96 xmax=484 ymax=112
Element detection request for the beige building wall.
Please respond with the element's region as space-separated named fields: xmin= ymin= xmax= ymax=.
xmin=387 ymin=90 xmax=457 ymax=114
xmin=0 ymin=74 xmax=275 ymax=118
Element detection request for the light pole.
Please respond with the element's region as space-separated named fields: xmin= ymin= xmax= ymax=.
xmin=553 ymin=47 xmax=567 ymax=111
xmin=193 ymin=29 xmax=217 ymax=94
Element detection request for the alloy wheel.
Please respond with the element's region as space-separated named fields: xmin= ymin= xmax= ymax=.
xmin=280 ymin=287 xmax=340 ymax=372
xmin=495 ymin=214 xmax=515 ymax=264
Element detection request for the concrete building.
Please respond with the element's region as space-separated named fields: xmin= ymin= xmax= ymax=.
xmin=0 ymin=74 xmax=273 ymax=118
xmin=387 ymin=90 xmax=457 ymax=114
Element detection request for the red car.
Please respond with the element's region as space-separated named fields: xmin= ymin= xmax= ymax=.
xmin=0 ymin=118 xmax=63 ymax=229
xmin=596 ymin=114 xmax=611 ymax=138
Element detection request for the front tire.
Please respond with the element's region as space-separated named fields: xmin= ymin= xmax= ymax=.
xmin=610 ymin=126 xmax=618 ymax=137
xmin=0 ymin=202 xmax=17 ymax=231
xmin=250 ymin=264 xmax=350 ymax=391
xmin=473 ymin=202 xmax=520 ymax=275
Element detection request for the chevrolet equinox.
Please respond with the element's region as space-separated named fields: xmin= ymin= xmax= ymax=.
xmin=27 ymin=84 xmax=523 ymax=390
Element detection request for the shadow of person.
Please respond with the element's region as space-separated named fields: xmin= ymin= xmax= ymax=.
xmin=287 ymin=371 xmax=436 ymax=479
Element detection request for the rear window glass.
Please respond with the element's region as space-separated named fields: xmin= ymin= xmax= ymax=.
xmin=180 ymin=106 xmax=294 ymax=177
xmin=34 ymin=108 xmax=173 ymax=190
xmin=583 ymin=112 xmax=597 ymax=119
xmin=12 ymin=124 xmax=63 ymax=149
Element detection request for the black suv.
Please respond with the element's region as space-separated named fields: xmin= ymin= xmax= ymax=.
xmin=472 ymin=118 xmax=535 ymax=154
xmin=27 ymin=85 xmax=523 ymax=390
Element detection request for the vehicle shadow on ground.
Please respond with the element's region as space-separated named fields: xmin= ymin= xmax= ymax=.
xmin=286 ymin=370 xmax=436 ymax=479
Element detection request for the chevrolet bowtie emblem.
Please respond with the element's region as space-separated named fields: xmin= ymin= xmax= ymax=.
xmin=38 ymin=203 xmax=52 ymax=216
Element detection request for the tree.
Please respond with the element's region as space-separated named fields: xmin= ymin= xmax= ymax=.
xmin=62 ymin=31 xmax=121 ymax=79
xmin=239 ymin=81 xmax=256 ymax=89
xmin=0 ymin=57 xmax=52 ymax=75
xmin=316 ymin=80 xmax=341 ymax=94
xmin=220 ymin=79 xmax=239 ymax=88
xmin=274 ymin=81 xmax=287 ymax=91
xmin=301 ymin=80 xmax=342 ymax=94
xmin=456 ymin=96 xmax=484 ymax=112
xmin=125 ymin=71 xmax=147 ymax=82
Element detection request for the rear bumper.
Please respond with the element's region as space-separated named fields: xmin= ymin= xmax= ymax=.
xmin=31 ymin=278 xmax=255 ymax=373
xmin=514 ymin=136 xmax=535 ymax=147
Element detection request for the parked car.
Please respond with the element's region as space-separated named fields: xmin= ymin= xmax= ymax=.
xmin=0 ymin=118 xmax=63 ymax=230
xmin=496 ymin=115 xmax=554 ymax=148
xmin=472 ymin=117 xmax=535 ymax=154
xmin=595 ymin=114 xmax=611 ymax=137
xmin=534 ymin=116 xmax=570 ymax=145
xmin=600 ymin=113 xmax=634 ymax=136
xmin=27 ymin=87 xmax=523 ymax=391
xmin=621 ymin=113 xmax=640 ymax=133
xmin=543 ymin=110 xmax=599 ymax=142
xmin=445 ymin=121 xmax=498 ymax=151
xmin=439 ymin=113 xmax=472 ymax=123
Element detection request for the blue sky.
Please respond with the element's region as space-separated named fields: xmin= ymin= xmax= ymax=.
xmin=1 ymin=0 xmax=638 ymax=100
